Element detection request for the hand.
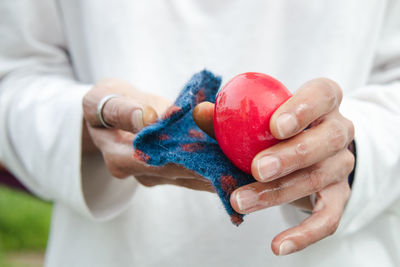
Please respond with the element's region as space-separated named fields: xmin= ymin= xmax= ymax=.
xmin=193 ymin=78 xmax=355 ymax=254
xmin=83 ymin=78 xmax=214 ymax=192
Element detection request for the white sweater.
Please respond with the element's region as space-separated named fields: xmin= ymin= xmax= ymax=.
xmin=1 ymin=0 xmax=400 ymax=266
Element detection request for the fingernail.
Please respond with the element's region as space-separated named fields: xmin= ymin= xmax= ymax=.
xmin=276 ymin=113 xmax=298 ymax=138
xmin=132 ymin=109 xmax=144 ymax=131
xmin=236 ymin=190 xmax=258 ymax=211
xmin=279 ymin=240 xmax=297 ymax=255
xmin=257 ymin=156 xmax=280 ymax=181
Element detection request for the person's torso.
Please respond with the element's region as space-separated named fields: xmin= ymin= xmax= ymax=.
xmin=46 ymin=1 xmax=399 ymax=266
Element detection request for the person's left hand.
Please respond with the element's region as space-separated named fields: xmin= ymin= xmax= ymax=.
xmin=82 ymin=78 xmax=215 ymax=192
xmin=193 ymin=78 xmax=355 ymax=255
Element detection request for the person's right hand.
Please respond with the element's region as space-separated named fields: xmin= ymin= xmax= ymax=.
xmin=193 ymin=78 xmax=354 ymax=255
xmin=82 ymin=79 xmax=214 ymax=192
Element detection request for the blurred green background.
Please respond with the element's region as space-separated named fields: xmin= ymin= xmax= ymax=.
xmin=0 ymin=185 xmax=51 ymax=267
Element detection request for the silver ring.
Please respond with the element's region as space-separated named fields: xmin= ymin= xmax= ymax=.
xmin=96 ymin=94 xmax=121 ymax=128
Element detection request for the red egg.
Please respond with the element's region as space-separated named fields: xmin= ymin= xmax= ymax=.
xmin=214 ymin=72 xmax=292 ymax=173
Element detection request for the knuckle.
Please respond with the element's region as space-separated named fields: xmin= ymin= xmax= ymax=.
xmin=109 ymin=166 xmax=127 ymax=179
xmin=135 ymin=176 xmax=157 ymax=187
xmin=105 ymin=157 xmax=128 ymax=179
xmin=328 ymin=120 xmax=347 ymax=151
xmin=327 ymin=218 xmax=340 ymax=236
xmin=346 ymin=118 xmax=355 ymax=140
xmin=301 ymin=228 xmax=314 ymax=241
xmin=322 ymin=213 xmax=341 ymax=236
xmin=82 ymin=93 xmax=90 ymax=110
xmin=343 ymin=151 xmax=355 ymax=175
xmin=295 ymin=142 xmax=308 ymax=156
xmin=308 ymin=169 xmax=325 ymax=192
xmin=294 ymin=142 xmax=309 ymax=165
xmin=272 ymin=178 xmax=285 ymax=192
xmin=324 ymin=90 xmax=338 ymax=111
xmin=318 ymin=78 xmax=343 ymax=106
xmin=342 ymin=182 xmax=352 ymax=200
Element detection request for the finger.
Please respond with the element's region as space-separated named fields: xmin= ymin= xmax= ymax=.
xmin=135 ymin=175 xmax=215 ymax=192
xmin=92 ymin=127 xmax=212 ymax=182
xmin=87 ymin=125 xmax=161 ymax=179
xmin=270 ymin=181 xmax=351 ymax=255
xmin=270 ymin=78 xmax=343 ymax=139
xmin=193 ymin=101 xmax=216 ymax=139
xmin=252 ymin=112 xmax=354 ymax=182
xmin=93 ymin=127 xmax=212 ymax=180
xmin=109 ymin=147 xmax=206 ymax=180
xmin=86 ymin=121 xmax=135 ymax=151
xmin=231 ymin=149 xmax=354 ymax=214
xmin=91 ymin=129 xmax=138 ymax=179
xmin=140 ymin=162 xmax=209 ymax=181
xmin=101 ymin=97 xmax=158 ymax=132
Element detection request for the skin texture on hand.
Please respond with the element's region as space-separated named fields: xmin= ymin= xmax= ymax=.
xmin=82 ymin=79 xmax=214 ymax=192
xmin=193 ymin=77 xmax=355 ymax=256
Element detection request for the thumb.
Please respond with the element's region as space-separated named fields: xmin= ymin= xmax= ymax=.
xmin=101 ymin=97 xmax=158 ymax=133
xmin=193 ymin=101 xmax=216 ymax=139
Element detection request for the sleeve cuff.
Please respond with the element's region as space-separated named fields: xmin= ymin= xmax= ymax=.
xmin=68 ymin=85 xmax=138 ymax=221
xmin=337 ymin=97 xmax=379 ymax=234
xmin=80 ymin=153 xmax=138 ymax=220
xmin=1 ymin=80 xmax=138 ymax=221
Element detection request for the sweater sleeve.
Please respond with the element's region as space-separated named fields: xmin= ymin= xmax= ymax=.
xmin=0 ymin=0 xmax=137 ymax=220
xmin=333 ymin=0 xmax=400 ymax=233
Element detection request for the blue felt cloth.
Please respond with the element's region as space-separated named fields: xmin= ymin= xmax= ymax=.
xmin=133 ymin=70 xmax=255 ymax=225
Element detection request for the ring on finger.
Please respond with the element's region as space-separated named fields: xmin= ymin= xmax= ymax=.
xmin=96 ymin=94 xmax=121 ymax=128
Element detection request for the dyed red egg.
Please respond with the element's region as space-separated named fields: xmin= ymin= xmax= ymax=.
xmin=214 ymin=72 xmax=292 ymax=173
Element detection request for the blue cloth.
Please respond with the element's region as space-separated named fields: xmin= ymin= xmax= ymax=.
xmin=133 ymin=70 xmax=255 ymax=225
